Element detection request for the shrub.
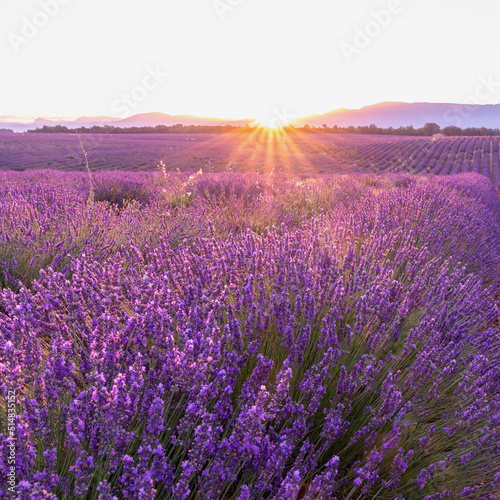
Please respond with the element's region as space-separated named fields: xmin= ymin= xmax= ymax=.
xmin=0 ymin=171 xmax=499 ymax=499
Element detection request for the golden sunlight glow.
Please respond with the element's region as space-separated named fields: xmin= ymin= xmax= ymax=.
xmin=180 ymin=124 xmax=324 ymax=177
xmin=253 ymin=107 xmax=295 ymax=130
xmin=256 ymin=121 xmax=283 ymax=130
xmin=255 ymin=119 xmax=288 ymax=130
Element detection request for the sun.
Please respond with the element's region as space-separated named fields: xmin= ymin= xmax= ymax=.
xmin=252 ymin=117 xmax=282 ymax=130
xmin=259 ymin=124 xmax=285 ymax=132
xmin=253 ymin=108 xmax=295 ymax=130
xmin=257 ymin=121 xmax=282 ymax=130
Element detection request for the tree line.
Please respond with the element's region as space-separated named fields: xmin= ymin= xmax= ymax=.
xmin=25 ymin=122 xmax=500 ymax=136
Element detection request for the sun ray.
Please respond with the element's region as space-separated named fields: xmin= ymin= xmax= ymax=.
xmin=161 ymin=125 xmax=349 ymax=178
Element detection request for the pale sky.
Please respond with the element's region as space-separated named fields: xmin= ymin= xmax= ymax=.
xmin=1 ymin=0 xmax=500 ymax=123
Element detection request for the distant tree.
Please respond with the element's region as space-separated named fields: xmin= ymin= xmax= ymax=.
xmin=395 ymin=125 xmax=416 ymax=136
xmin=24 ymin=122 xmax=500 ymax=137
xmin=422 ymin=122 xmax=441 ymax=136
xmin=464 ymin=127 xmax=481 ymax=136
xmin=442 ymin=126 xmax=462 ymax=136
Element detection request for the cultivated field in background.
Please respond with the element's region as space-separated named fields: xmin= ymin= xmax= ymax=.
xmin=2 ymin=133 xmax=500 ymax=185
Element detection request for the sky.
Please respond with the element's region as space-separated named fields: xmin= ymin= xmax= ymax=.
xmin=1 ymin=0 xmax=500 ymax=124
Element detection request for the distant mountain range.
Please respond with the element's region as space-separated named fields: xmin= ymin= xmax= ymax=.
xmin=0 ymin=113 xmax=253 ymax=133
xmin=293 ymin=102 xmax=500 ymax=129
xmin=2 ymin=102 xmax=500 ymax=132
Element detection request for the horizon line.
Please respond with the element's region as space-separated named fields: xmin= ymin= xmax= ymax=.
xmin=2 ymin=100 xmax=500 ymax=125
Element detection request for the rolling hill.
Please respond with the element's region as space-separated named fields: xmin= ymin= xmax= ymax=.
xmin=2 ymin=102 xmax=500 ymax=132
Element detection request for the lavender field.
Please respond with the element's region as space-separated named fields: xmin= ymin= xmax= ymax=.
xmin=1 ymin=169 xmax=500 ymax=499
xmin=2 ymin=133 xmax=500 ymax=185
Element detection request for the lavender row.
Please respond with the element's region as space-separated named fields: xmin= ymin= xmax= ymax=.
xmin=365 ymin=136 xmax=500 ymax=184
xmin=1 ymin=171 xmax=500 ymax=499
xmin=3 ymin=134 xmax=500 ymax=184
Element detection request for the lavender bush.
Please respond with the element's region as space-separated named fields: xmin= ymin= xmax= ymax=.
xmin=0 ymin=170 xmax=499 ymax=499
